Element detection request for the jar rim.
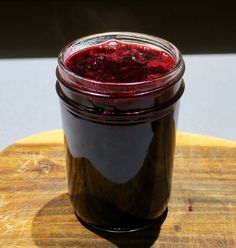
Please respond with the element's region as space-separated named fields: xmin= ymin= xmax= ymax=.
xmin=58 ymin=32 xmax=185 ymax=96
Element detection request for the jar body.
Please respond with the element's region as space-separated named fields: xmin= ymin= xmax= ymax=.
xmin=58 ymin=82 xmax=183 ymax=232
xmin=56 ymin=32 xmax=185 ymax=232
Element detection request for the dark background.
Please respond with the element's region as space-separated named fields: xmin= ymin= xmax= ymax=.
xmin=1 ymin=0 xmax=236 ymax=58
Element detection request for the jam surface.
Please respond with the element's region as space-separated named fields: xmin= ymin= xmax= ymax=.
xmin=65 ymin=41 xmax=176 ymax=83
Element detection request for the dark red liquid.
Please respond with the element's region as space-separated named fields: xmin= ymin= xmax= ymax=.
xmin=60 ymin=41 xmax=182 ymax=231
xmin=65 ymin=41 xmax=176 ymax=83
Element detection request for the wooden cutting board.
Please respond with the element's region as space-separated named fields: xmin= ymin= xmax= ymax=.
xmin=0 ymin=130 xmax=235 ymax=248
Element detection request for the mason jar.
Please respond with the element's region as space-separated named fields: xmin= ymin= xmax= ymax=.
xmin=56 ymin=32 xmax=185 ymax=232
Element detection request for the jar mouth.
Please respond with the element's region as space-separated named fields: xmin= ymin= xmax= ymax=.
xmin=58 ymin=32 xmax=185 ymax=96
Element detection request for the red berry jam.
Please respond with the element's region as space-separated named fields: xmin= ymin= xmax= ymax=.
xmin=65 ymin=41 xmax=176 ymax=83
xmin=56 ymin=33 xmax=185 ymax=232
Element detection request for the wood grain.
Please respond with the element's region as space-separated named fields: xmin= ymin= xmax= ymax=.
xmin=0 ymin=130 xmax=236 ymax=247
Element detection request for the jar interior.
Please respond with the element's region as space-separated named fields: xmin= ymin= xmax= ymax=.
xmin=57 ymin=32 xmax=184 ymax=96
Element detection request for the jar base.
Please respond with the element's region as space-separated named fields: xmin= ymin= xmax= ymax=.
xmin=75 ymin=208 xmax=168 ymax=233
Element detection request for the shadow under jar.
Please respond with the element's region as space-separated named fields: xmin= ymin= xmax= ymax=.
xmin=56 ymin=32 xmax=185 ymax=232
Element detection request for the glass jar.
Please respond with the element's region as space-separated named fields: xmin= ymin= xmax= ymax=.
xmin=56 ymin=32 xmax=185 ymax=232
